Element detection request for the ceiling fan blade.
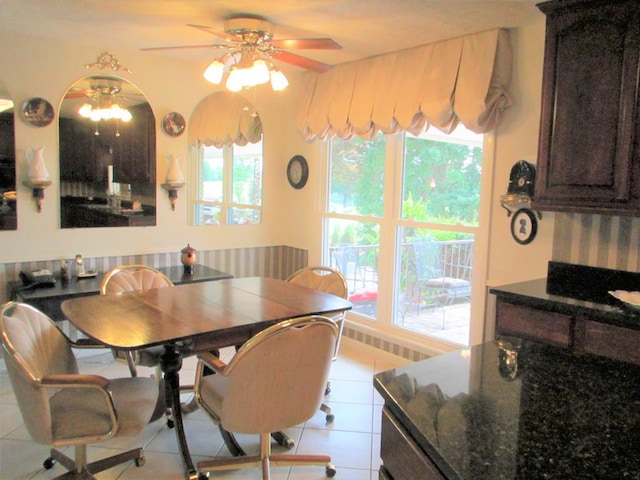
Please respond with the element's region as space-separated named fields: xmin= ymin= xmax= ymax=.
xmin=270 ymin=38 xmax=342 ymax=50
xmin=187 ymin=24 xmax=234 ymax=41
xmin=271 ymin=50 xmax=334 ymax=73
xmin=141 ymin=44 xmax=227 ymax=51
xmin=64 ymin=91 xmax=89 ymax=99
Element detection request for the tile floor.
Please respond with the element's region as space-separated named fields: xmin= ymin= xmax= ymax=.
xmin=0 ymin=339 xmax=411 ymax=479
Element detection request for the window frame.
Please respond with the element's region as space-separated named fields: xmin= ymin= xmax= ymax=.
xmin=320 ymin=130 xmax=495 ymax=353
xmin=190 ymin=140 xmax=264 ymax=226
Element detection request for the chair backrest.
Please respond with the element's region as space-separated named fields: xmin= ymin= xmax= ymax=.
xmin=0 ymin=301 xmax=78 ymax=444
xmin=413 ymin=238 xmax=444 ymax=281
xmin=286 ymin=266 xmax=348 ymax=300
xmin=100 ymin=264 xmax=174 ymax=294
xmin=216 ymin=316 xmax=338 ymax=434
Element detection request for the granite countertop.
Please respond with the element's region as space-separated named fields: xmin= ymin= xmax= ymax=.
xmin=489 ymin=278 xmax=640 ymax=330
xmin=374 ymin=339 xmax=640 ymax=479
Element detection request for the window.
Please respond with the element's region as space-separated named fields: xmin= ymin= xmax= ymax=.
xmin=324 ymin=126 xmax=484 ymax=347
xmin=192 ymin=140 xmax=263 ymax=225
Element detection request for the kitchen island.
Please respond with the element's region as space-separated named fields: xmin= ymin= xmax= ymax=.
xmin=374 ymin=338 xmax=640 ymax=479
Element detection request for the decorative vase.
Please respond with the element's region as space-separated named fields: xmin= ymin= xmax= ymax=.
xmin=166 ymin=154 xmax=185 ymax=184
xmin=180 ymin=243 xmax=197 ymax=274
xmin=27 ymin=147 xmax=50 ymax=181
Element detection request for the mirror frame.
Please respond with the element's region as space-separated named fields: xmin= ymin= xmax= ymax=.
xmin=0 ymin=79 xmax=16 ymax=231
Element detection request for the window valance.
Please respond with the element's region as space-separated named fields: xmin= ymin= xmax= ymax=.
xmin=189 ymin=91 xmax=262 ymax=147
xmin=295 ymin=29 xmax=512 ymax=141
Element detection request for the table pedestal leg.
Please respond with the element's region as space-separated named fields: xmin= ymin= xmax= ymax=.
xmin=160 ymin=344 xmax=199 ymax=480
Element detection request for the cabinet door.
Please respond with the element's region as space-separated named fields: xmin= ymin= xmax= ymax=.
xmin=380 ymin=408 xmax=446 ymax=480
xmin=574 ymin=317 xmax=640 ymax=366
xmin=534 ymin=1 xmax=640 ymax=214
xmin=60 ymin=118 xmax=101 ymax=182
xmin=112 ymin=103 xmax=155 ymax=183
xmin=495 ymin=298 xmax=572 ymax=347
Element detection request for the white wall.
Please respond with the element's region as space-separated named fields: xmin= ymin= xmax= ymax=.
xmin=0 ymin=21 xmax=554 ymax=293
xmin=0 ymin=31 xmax=307 ymax=262
xmin=486 ymin=19 xmax=553 ymax=287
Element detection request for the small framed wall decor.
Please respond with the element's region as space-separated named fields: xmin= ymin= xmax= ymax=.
xmin=510 ymin=208 xmax=538 ymax=245
xmin=21 ymin=97 xmax=54 ymax=127
xmin=162 ymin=112 xmax=186 ymax=137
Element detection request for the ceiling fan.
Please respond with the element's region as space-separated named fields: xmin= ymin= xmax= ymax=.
xmin=141 ymin=14 xmax=342 ymax=73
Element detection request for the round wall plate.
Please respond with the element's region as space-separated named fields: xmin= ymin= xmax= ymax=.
xmin=510 ymin=208 xmax=538 ymax=245
xmin=162 ymin=112 xmax=186 ymax=137
xmin=21 ymin=97 xmax=54 ymax=127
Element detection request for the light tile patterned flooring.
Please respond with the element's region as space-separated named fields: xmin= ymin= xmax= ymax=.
xmin=0 ymin=339 xmax=411 ymax=480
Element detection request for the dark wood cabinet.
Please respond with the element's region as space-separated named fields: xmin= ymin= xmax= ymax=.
xmin=495 ymin=299 xmax=572 ymax=348
xmin=380 ymin=408 xmax=446 ymax=480
xmin=59 ymin=117 xmax=102 ymax=182
xmin=495 ymin=296 xmax=640 ymax=366
xmin=59 ymin=103 xmax=155 ymax=184
xmin=112 ymin=103 xmax=155 ymax=183
xmin=533 ymin=0 xmax=640 ymax=215
xmin=574 ymin=317 xmax=640 ymax=366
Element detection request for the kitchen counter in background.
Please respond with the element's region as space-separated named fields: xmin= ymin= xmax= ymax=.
xmin=375 ymin=339 xmax=640 ymax=479
xmin=489 ymin=262 xmax=640 ymax=366
xmin=61 ymin=196 xmax=156 ymax=228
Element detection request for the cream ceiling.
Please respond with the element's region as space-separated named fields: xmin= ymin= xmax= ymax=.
xmin=2 ymin=0 xmax=543 ymax=73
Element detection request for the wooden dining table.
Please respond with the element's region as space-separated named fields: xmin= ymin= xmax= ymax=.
xmin=61 ymin=276 xmax=352 ymax=480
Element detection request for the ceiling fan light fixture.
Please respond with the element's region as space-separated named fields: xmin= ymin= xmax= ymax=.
xmin=78 ymin=99 xmax=132 ymax=123
xmin=204 ymin=59 xmax=225 ymax=84
xmin=270 ymin=68 xmax=289 ymax=91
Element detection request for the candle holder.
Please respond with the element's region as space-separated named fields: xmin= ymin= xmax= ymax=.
xmin=161 ymin=182 xmax=185 ymax=211
xmin=22 ymin=179 xmax=52 ymax=212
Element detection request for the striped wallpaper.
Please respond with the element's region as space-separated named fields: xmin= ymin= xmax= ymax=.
xmin=0 ymin=245 xmax=308 ymax=304
xmin=552 ymin=213 xmax=640 ymax=273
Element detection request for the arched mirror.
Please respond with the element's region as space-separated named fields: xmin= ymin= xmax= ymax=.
xmin=0 ymin=79 xmax=16 ymax=230
xmin=59 ymin=75 xmax=156 ymax=228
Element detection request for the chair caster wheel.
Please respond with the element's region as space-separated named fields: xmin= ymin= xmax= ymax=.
xmin=324 ymin=386 xmax=331 ymax=395
xmin=135 ymin=455 xmax=146 ymax=467
xmin=326 ymin=414 xmax=335 ymax=423
xmin=284 ymin=437 xmax=295 ymax=449
xmin=198 ymin=474 xmax=209 ymax=480
xmin=167 ymin=419 xmax=175 ymax=428
xmin=43 ymin=457 xmax=56 ymax=469
xmin=326 ymin=464 xmax=337 ymax=477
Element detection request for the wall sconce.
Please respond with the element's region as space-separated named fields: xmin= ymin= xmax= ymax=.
xmin=161 ymin=154 xmax=185 ymax=211
xmin=22 ymin=147 xmax=52 ymax=212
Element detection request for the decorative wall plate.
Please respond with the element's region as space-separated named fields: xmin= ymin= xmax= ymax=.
xmin=510 ymin=208 xmax=538 ymax=245
xmin=21 ymin=97 xmax=54 ymax=127
xmin=162 ymin=112 xmax=186 ymax=137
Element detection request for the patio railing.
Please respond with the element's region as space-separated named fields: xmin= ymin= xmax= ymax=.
xmin=328 ymin=239 xmax=474 ymax=298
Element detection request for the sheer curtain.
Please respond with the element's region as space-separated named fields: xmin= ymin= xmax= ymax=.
xmin=295 ymin=29 xmax=512 ymax=141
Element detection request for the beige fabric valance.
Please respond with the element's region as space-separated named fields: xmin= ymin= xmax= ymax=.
xmin=295 ymin=29 xmax=512 ymax=141
xmin=189 ymin=91 xmax=263 ymax=147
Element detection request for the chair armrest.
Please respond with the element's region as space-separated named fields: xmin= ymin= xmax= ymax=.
xmin=198 ymin=351 xmax=228 ymax=374
xmin=42 ymin=373 xmax=110 ymax=389
xmin=42 ymin=374 xmax=119 ymax=429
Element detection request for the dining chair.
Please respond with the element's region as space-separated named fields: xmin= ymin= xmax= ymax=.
xmin=194 ymin=315 xmax=339 ymax=479
xmin=100 ymin=264 xmax=198 ymax=425
xmin=0 ymin=301 xmax=163 ymax=480
xmin=286 ymin=266 xmax=348 ymax=423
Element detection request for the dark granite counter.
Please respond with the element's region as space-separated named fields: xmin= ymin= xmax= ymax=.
xmin=489 ymin=277 xmax=640 ymax=331
xmin=374 ymin=339 xmax=640 ymax=479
